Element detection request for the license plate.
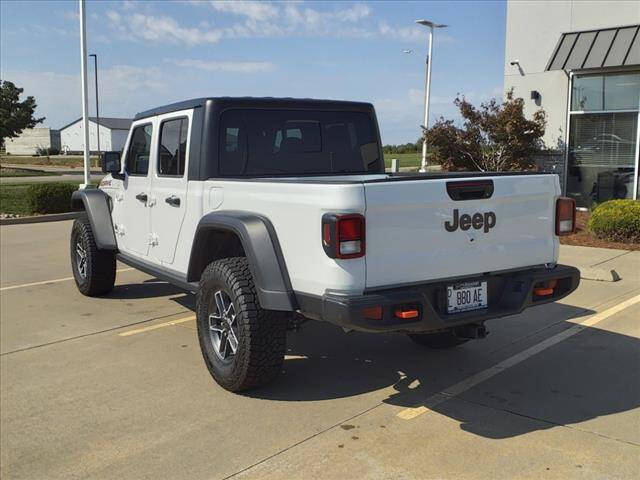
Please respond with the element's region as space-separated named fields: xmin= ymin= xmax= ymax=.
xmin=447 ymin=281 xmax=487 ymax=313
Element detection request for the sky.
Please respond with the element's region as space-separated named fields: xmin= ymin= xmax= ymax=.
xmin=0 ymin=0 xmax=507 ymax=144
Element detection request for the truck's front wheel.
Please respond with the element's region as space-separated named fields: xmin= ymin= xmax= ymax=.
xmin=196 ymin=257 xmax=287 ymax=392
xmin=70 ymin=216 xmax=116 ymax=296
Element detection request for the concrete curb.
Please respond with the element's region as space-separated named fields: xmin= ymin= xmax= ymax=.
xmin=1 ymin=212 xmax=80 ymax=226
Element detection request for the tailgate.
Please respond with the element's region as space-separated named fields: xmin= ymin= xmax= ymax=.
xmin=364 ymin=175 xmax=559 ymax=288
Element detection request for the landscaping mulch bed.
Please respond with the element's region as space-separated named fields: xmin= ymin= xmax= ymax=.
xmin=559 ymin=210 xmax=640 ymax=251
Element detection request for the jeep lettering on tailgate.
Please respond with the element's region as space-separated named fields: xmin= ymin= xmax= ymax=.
xmin=445 ymin=209 xmax=496 ymax=233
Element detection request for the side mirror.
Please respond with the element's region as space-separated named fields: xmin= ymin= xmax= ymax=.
xmin=101 ymin=151 xmax=121 ymax=174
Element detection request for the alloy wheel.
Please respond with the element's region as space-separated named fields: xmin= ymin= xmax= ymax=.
xmin=208 ymin=290 xmax=239 ymax=361
xmin=76 ymin=241 xmax=87 ymax=279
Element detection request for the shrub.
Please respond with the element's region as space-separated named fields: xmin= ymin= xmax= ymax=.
xmin=588 ymin=200 xmax=640 ymax=243
xmin=423 ymin=89 xmax=546 ymax=172
xmin=26 ymin=183 xmax=78 ymax=214
xmin=35 ymin=147 xmax=60 ymax=156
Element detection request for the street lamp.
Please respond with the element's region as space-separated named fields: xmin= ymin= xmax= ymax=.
xmin=415 ymin=19 xmax=447 ymax=173
xmin=89 ymin=53 xmax=100 ymax=156
xmin=78 ymin=0 xmax=90 ymax=188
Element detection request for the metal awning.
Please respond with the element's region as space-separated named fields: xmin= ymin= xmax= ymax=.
xmin=546 ymin=24 xmax=640 ymax=71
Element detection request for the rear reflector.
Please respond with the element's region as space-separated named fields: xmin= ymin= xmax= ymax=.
xmin=362 ymin=306 xmax=383 ymax=320
xmin=556 ymin=197 xmax=576 ymax=236
xmin=322 ymin=213 xmax=365 ymax=259
xmin=394 ymin=309 xmax=419 ymax=319
xmin=533 ymin=279 xmax=558 ymax=297
xmin=534 ymin=287 xmax=554 ymax=296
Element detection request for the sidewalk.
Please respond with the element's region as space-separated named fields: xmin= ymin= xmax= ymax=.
xmin=1 ymin=163 xmax=102 ymax=174
xmin=1 ymin=164 xmax=104 ymax=184
xmin=559 ymin=244 xmax=639 ymax=282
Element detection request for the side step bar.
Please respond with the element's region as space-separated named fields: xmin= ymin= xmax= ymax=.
xmin=116 ymin=253 xmax=199 ymax=293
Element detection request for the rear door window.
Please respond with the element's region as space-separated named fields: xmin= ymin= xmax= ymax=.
xmin=158 ymin=117 xmax=188 ymax=176
xmin=219 ymin=109 xmax=380 ymax=176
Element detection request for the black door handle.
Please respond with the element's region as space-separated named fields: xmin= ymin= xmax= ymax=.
xmin=135 ymin=193 xmax=148 ymax=202
xmin=165 ymin=195 xmax=181 ymax=207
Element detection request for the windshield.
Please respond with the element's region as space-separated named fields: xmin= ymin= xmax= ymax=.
xmin=219 ymin=109 xmax=381 ymax=176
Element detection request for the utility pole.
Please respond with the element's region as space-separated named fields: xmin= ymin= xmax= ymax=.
xmin=89 ymin=53 xmax=100 ymax=156
xmin=78 ymin=0 xmax=91 ymax=188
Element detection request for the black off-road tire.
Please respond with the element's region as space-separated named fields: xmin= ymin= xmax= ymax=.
xmin=196 ymin=257 xmax=287 ymax=392
xmin=70 ymin=215 xmax=116 ymax=296
xmin=408 ymin=331 xmax=469 ymax=349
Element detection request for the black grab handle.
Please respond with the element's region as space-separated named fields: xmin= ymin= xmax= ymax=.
xmin=446 ymin=180 xmax=494 ymax=201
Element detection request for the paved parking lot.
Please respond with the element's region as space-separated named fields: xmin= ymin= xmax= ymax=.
xmin=1 ymin=220 xmax=639 ymax=479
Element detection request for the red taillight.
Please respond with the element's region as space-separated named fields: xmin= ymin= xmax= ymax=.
xmin=556 ymin=197 xmax=576 ymax=236
xmin=321 ymin=213 xmax=365 ymax=259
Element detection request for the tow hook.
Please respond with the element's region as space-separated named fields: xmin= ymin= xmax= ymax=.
xmin=454 ymin=324 xmax=488 ymax=339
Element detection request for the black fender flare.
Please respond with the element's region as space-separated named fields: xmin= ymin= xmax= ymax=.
xmin=70 ymin=189 xmax=117 ymax=250
xmin=187 ymin=211 xmax=296 ymax=311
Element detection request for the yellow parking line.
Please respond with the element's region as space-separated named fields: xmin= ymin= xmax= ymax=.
xmin=118 ymin=316 xmax=196 ymax=337
xmin=0 ymin=268 xmax=135 ymax=292
xmin=397 ymin=294 xmax=640 ymax=420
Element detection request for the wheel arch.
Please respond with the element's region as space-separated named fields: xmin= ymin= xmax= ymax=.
xmin=187 ymin=211 xmax=296 ymax=311
xmin=70 ymin=189 xmax=117 ymax=250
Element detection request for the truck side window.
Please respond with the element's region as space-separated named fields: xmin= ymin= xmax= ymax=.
xmin=158 ymin=117 xmax=188 ymax=176
xmin=126 ymin=124 xmax=153 ymax=176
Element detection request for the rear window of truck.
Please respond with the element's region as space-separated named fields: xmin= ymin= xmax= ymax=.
xmin=219 ymin=109 xmax=381 ymax=176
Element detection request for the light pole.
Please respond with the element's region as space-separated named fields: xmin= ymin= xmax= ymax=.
xmin=89 ymin=53 xmax=100 ymax=156
xmin=415 ymin=19 xmax=447 ymax=173
xmin=78 ymin=0 xmax=90 ymax=188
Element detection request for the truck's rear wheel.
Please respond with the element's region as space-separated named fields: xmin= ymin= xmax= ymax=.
xmin=70 ymin=216 xmax=116 ymax=296
xmin=196 ymin=257 xmax=287 ymax=392
xmin=408 ymin=331 xmax=469 ymax=349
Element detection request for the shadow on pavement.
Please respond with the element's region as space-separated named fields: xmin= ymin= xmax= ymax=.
xmin=426 ymin=323 xmax=640 ymax=440
xmin=105 ymin=280 xmax=191 ymax=302
xmin=99 ymin=278 xmax=638 ymax=440
xmin=249 ymin=302 xmax=640 ymax=439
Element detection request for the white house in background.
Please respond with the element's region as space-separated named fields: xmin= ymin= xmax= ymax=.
xmin=4 ymin=127 xmax=61 ymax=155
xmin=59 ymin=117 xmax=132 ymax=154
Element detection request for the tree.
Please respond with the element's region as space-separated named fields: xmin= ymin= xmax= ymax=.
xmin=422 ymin=89 xmax=546 ymax=172
xmin=0 ymin=80 xmax=45 ymax=148
xmin=383 ymin=140 xmax=422 ymax=154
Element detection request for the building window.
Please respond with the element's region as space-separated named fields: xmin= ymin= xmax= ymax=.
xmin=567 ymin=72 xmax=639 ymax=207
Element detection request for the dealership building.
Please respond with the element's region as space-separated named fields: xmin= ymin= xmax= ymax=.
xmin=504 ymin=0 xmax=639 ymax=207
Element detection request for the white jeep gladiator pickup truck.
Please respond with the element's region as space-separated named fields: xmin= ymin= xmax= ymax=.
xmin=70 ymin=97 xmax=580 ymax=392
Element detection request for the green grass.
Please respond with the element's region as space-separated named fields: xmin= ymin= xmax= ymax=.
xmin=0 ymin=181 xmax=86 ymax=216
xmin=0 ymin=167 xmax=57 ymax=177
xmin=1 ymin=155 xmax=100 ymax=168
xmin=383 ymin=152 xmax=436 ymax=168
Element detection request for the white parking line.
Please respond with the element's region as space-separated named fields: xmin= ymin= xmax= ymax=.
xmin=397 ymin=294 xmax=640 ymax=420
xmin=0 ymin=268 xmax=135 ymax=292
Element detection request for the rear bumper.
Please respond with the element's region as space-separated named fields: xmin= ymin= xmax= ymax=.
xmin=296 ymin=264 xmax=580 ymax=333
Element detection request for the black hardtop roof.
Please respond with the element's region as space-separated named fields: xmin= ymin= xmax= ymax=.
xmin=134 ymin=97 xmax=375 ymax=120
